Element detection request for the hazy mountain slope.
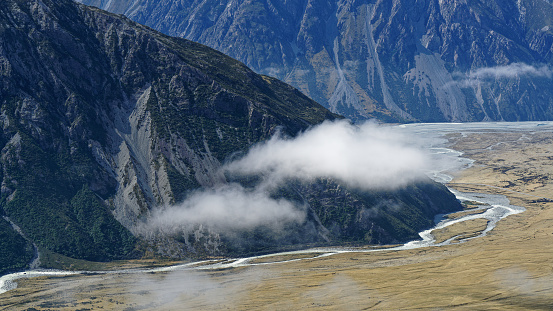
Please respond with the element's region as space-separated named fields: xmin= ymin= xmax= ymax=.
xmin=0 ymin=0 xmax=461 ymax=272
xmin=78 ymin=0 xmax=553 ymax=122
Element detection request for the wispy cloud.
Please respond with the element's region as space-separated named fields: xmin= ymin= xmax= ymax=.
xmin=226 ymin=120 xmax=428 ymax=190
xmin=142 ymin=120 xmax=429 ymax=235
xmin=144 ymin=184 xmax=306 ymax=235
xmin=453 ymin=63 xmax=553 ymax=87
xmin=496 ymin=267 xmax=553 ymax=297
xmin=130 ymin=266 xmax=270 ymax=309
xmin=469 ymin=63 xmax=552 ymax=79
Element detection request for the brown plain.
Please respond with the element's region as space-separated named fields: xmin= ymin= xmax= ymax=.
xmin=1 ymin=130 xmax=553 ymax=310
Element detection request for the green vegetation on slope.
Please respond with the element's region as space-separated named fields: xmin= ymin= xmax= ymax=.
xmin=0 ymin=0 xmax=464 ymax=268
xmin=303 ymin=179 xmax=462 ymax=245
xmin=0 ymin=218 xmax=33 ymax=275
xmin=1 ymin=132 xmax=136 ymax=262
xmin=0 ymin=0 xmax=338 ymax=268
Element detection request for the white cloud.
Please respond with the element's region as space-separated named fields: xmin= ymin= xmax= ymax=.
xmin=469 ymin=63 xmax=552 ymax=80
xmin=143 ymin=183 xmax=305 ymax=234
xmin=454 ymin=63 xmax=553 ymax=87
xmin=225 ymin=120 xmax=429 ymax=190
xmin=142 ymin=120 xmax=429 ymax=235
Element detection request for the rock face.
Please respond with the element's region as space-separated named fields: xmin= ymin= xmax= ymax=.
xmin=78 ymin=0 xmax=553 ymax=122
xmin=0 ymin=0 xmax=461 ymax=271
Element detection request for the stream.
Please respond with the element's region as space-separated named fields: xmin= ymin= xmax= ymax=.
xmin=2 ymin=121 xmax=553 ymax=295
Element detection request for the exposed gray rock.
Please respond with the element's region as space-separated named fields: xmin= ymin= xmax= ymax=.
xmin=78 ymin=0 xmax=553 ymax=122
xmin=0 ymin=0 xmax=462 ymax=265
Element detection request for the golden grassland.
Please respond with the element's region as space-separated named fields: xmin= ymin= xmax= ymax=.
xmin=2 ymin=130 xmax=553 ymax=310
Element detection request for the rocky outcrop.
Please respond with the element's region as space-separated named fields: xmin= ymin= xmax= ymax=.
xmin=0 ymin=0 xmax=461 ymax=270
xmin=79 ymin=0 xmax=553 ymax=122
xmin=0 ymin=0 xmax=336 ymax=262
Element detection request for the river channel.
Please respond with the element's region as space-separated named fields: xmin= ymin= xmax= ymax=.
xmin=2 ymin=121 xmax=552 ymax=296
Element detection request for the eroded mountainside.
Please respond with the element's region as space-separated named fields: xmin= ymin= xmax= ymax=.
xmin=0 ymin=0 xmax=460 ymax=273
xmin=79 ymin=0 xmax=553 ymax=122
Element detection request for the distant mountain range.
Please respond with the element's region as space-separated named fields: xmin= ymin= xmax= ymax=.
xmin=78 ymin=0 xmax=553 ymax=122
xmin=0 ymin=0 xmax=461 ymax=274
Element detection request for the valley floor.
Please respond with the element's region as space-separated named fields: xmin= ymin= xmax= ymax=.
xmin=2 ymin=127 xmax=553 ymax=310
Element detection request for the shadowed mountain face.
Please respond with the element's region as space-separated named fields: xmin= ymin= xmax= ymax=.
xmin=0 ymin=0 xmax=461 ymax=273
xmin=78 ymin=0 xmax=553 ymax=122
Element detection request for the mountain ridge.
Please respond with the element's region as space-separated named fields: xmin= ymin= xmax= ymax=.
xmin=78 ymin=0 xmax=553 ymax=122
xmin=0 ymin=0 xmax=461 ymax=274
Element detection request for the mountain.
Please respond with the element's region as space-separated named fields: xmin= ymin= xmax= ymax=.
xmin=0 ymin=0 xmax=461 ymax=273
xmin=77 ymin=0 xmax=553 ymax=122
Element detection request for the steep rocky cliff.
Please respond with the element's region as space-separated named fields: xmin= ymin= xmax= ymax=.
xmin=0 ymin=0 xmax=461 ymax=272
xmin=79 ymin=0 xmax=553 ymax=122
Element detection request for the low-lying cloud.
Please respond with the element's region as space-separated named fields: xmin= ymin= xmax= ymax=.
xmin=144 ymin=184 xmax=306 ymax=235
xmin=454 ymin=63 xmax=553 ymax=87
xmin=226 ymin=120 xmax=428 ymax=190
xmin=143 ymin=120 xmax=429 ymax=235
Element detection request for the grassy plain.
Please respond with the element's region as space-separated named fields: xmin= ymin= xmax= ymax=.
xmin=1 ymin=130 xmax=553 ymax=310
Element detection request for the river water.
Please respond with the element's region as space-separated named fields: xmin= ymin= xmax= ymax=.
xmin=2 ymin=121 xmax=553 ymax=295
